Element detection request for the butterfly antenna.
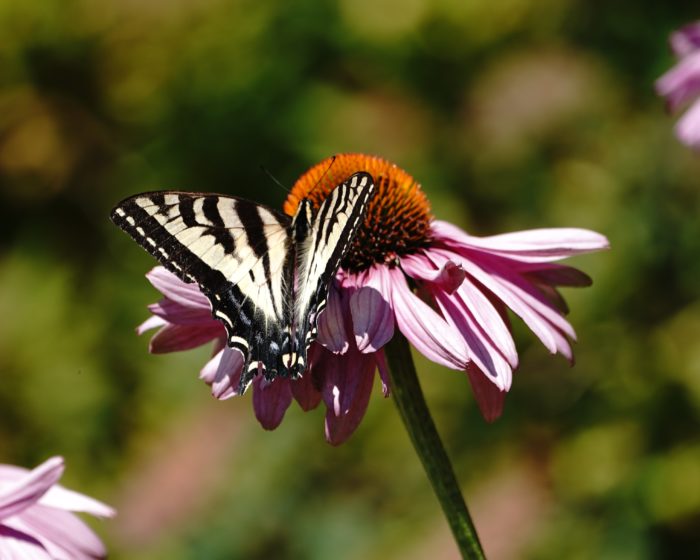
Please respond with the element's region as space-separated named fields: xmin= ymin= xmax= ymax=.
xmin=307 ymin=155 xmax=338 ymax=198
xmin=260 ymin=165 xmax=291 ymax=195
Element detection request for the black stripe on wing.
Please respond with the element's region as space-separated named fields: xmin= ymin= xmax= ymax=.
xmin=291 ymin=172 xmax=376 ymax=364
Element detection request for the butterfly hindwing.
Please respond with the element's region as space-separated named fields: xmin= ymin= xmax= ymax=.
xmin=111 ymin=171 xmax=375 ymax=392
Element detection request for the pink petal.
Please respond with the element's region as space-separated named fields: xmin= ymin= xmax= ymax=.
xmin=387 ymin=266 xmax=468 ymax=370
xmin=148 ymin=323 xmax=223 ymax=353
xmin=252 ymin=377 xmax=293 ymax=430
xmin=10 ymin=505 xmax=109 ymax=560
xmin=435 ymin=292 xmax=513 ymax=391
xmin=401 ymin=253 xmax=465 ymax=294
xmin=316 ymin=283 xmax=350 ymax=354
xmin=39 ymin=485 xmax=114 ymax=518
xmin=147 ymin=298 xmax=214 ymax=325
xmin=426 ymin=250 xmax=518 ymax=367
xmin=467 ymin=365 xmax=506 ymax=422
xmin=321 ymin=350 xmax=377 ymax=445
xmin=432 ymin=221 xmax=609 ymax=263
xmin=437 ymin=247 xmax=575 ymax=356
xmin=675 ymin=97 xmax=700 ymax=149
xmin=520 ymin=263 xmax=593 ymax=287
xmin=290 ymin=370 xmax=323 ymax=411
xmin=201 ymin=347 xmax=244 ymax=399
xmin=0 ymin=458 xmax=64 ymax=521
xmin=656 ymin=51 xmax=700 ymax=111
xmin=670 ymin=22 xmax=700 ymax=57
xmin=136 ymin=315 xmax=167 ymax=335
xmin=0 ymin=525 xmax=50 ymax=560
xmin=375 ymin=350 xmax=391 ymax=396
xmin=349 ymin=286 xmax=394 ymax=353
xmin=145 ymin=267 xmax=211 ymax=310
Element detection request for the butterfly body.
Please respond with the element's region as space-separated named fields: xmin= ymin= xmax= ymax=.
xmin=111 ymin=172 xmax=375 ymax=391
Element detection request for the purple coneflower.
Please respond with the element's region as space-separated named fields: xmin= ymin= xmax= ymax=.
xmin=139 ymin=154 xmax=608 ymax=445
xmin=656 ymin=21 xmax=700 ymax=149
xmin=0 ymin=456 xmax=114 ymax=559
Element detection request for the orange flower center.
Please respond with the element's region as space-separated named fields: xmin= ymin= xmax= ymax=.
xmin=284 ymin=153 xmax=433 ymax=272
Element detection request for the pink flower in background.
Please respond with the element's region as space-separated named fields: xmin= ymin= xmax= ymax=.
xmin=0 ymin=456 xmax=115 ymax=559
xmin=139 ymin=154 xmax=608 ymax=444
xmin=656 ymin=21 xmax=700 ymax=149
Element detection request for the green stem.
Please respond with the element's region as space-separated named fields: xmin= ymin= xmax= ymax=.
xmin=385 ymin=332 xmax=486 ymax=560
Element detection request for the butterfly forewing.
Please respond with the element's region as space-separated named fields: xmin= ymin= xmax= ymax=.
xmin=111 ymin=171 xmax=375 ymax=392
xmin=290 ymin=172 xmax=375 ymax=363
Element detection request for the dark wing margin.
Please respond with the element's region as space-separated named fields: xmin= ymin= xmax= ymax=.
xmin=110 ymin=192 xmax=294 ymax=384
xmin=288 ymin=171 xmax=376 ymax=372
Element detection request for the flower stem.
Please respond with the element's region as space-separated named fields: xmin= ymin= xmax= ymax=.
xmin=385 ymin=332 xmax=486 ymax=560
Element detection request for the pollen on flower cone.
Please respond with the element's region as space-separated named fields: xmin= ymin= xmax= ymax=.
xmin=284 ymin=153 xmax=433 ymax=272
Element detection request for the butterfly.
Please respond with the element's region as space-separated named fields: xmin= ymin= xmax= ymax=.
xmin=111 ymin=172 xmax=375 ymax=391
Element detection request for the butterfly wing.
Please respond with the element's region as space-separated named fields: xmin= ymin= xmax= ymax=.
xmin=111 ymin=192 xmax=296 ymax=383
xmin=290 ymin=171 xmax=375 ymax=367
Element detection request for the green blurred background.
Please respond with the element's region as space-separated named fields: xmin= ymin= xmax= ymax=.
xmin=1 ymin=1 xmax=699 ymax=558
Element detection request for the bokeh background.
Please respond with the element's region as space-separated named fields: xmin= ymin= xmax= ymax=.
xmin=1 ymin=1 xmax=699 ymax=558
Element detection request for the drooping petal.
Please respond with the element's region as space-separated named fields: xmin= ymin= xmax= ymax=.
xmin=387 ymin=266 xmax=468 ymax=370
xmin=0 ymin=458 xmax=64 ymax=522
xmin=290 ymin=371 xmax=323 ymax=411
xmin=467 ymin=365 xmax=506 ymax=422
xmin=252 ymin=377 xmax=293 ymax=430
xmin=321 ymin=349 xmax=377 ymax=446
xmin=437 ymin=247 xmax=575 ymax=356
xmin=435 ymin=291 xmax=513 ymax=391
xmin=426 ymin=250 xmax=518 ymax=368
xmin=148 ymin=323 xmax=223 ymax=353
xmin=145 ymin=267 xmax=211 ymax=310
xmin=316 ymin=283 xmax=350 ymax=354
xmin=432 ymin=221 xmax=610 ymax=263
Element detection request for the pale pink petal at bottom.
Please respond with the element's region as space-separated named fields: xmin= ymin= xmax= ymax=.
xmin=466 ymin=365 xmax=506 ymax=422
xmin=0 ymin=525 xmax=51 ymax=560
xmin=252 ymin=377 xmax=293 ymax=430
xmin=0 ymin=458 xmax=64 ymax=521
xmin=10 ymin=505 xmax=108 ymax=560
